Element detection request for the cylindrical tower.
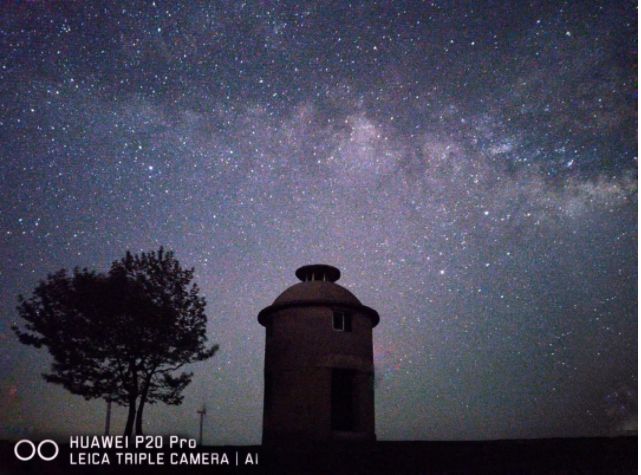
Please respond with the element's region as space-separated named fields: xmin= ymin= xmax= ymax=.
xmin=258 ymin=264 xmax=379 ymax=444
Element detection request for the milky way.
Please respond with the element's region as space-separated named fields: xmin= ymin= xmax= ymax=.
xmin=0 ymin=1 xmax=636 ymax=443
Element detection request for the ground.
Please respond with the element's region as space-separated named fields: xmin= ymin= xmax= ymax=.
xmin=0 ymin=437 xmax=636 ymax=474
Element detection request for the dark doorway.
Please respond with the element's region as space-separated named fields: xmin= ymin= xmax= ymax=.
xmin=331 ymin=369 xmax=356 ymax=431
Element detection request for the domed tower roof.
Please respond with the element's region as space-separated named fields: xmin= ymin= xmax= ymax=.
xmin=258 ymin=264 xmax=379 ymax=326
xmin=273 ymin=280 xmax=361 ymax=306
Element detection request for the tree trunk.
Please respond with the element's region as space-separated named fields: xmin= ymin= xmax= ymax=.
xmin=124 ymin=397 xmax=136 ymax=437
xmin=124 ymin=362 xmax=138 ymax=437
xmin=135 ymin=373 xmax=153 ymax=435
xmin=105 ymin=399 xmax=112 ymax=435
xmin=134 ymin=395 xmax=146 ymax=435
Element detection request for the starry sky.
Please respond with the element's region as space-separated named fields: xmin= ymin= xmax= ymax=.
xmin=0 ymin=1 xmax=637 ymax=444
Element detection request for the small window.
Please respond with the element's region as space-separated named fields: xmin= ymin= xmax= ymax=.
xmin=332 ymin=311 xmax=352 ymax=332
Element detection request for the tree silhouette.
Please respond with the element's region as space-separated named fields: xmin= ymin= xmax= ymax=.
xmin=12 ymin=247 xmax=218 ymax=436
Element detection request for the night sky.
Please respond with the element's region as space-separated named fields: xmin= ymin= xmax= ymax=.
xmin=0 ymin=1 xmax=637 ymax=444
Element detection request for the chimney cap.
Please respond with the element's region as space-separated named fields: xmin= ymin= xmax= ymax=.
xmin=295 ymin=264 xmax=340 ymax=282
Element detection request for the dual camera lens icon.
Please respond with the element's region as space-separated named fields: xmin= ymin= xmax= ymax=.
xmin=14 ymin=439 xmax=59 ymax=461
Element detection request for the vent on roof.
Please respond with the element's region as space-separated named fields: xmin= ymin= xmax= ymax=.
xmin=295 ymin=264 xmax=341 ymax=283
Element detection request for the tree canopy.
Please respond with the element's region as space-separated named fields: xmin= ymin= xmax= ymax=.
xmin=13 ymin=247 xmax=218 ymax=435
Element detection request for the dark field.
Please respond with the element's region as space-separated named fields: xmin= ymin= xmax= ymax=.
xmin=0 ymin=437 xmax=636 ymax=474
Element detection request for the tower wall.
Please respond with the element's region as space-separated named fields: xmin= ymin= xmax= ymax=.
xmin=262 ymin=303 xmax=376 ymax=443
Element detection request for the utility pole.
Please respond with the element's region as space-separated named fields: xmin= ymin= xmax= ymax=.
xmin=197 ymin=405 xmax=207 ymax=446
xmin=104 ymin=399 xmax=112 ymax=435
